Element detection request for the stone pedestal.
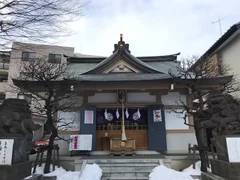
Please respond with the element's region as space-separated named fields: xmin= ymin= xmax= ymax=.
xmin=210 ymin=159 xmax=240 ymax=180
xmin=0 ymin=161 xmax=32 ymax=180
xmin=201 ymin=172 xmax=227 ymax=180
xmin=42 ymin=176 xmax=57 ymax=180
xmin=215 ymin=136 xmax=229 ymax=161
xmin=23 ymin=174 xmax=42 ymax=180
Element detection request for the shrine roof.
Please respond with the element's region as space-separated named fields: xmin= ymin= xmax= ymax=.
xmin=75 ymin=73 xmax=172 ymax=82
xmin=67 ymin=34 xmax=180 ymax=76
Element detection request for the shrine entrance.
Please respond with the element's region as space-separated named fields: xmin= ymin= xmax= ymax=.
xmin=96 ymin=107 xmax=148 ymax=150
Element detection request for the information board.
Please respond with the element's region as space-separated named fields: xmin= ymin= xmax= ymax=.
xmin=226 ymin=136 xmax=240 ymax=162
xmin=69 ymin=134 xmax=92 ymax=151
xmin=0 ymin=139 xmax=14 ymax=165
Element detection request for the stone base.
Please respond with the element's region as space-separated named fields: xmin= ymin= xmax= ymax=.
xmin=22 ymin=175 xmax=57 ymax=180
xmin=201 ymin=172 xmax=227 ymax=180
xmin=211 ymin=159 xmax=240 ymax=180
xmin=0 ymin=161 xmax=32 ymax=180
xmin=23 ymin=174 xmax=42 ymax=180
xmin=42 ymin=176 xmax=57 ymax=180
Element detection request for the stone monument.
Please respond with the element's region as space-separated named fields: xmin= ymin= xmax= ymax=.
xmin=202 ymin=94 xmax=240 ymax=180
xmin=0 ymin=98 xmax=41 ymax=180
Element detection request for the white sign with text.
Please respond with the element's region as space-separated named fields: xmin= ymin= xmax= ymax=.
xmin=0 ymin=139 xmax=14 ymax=165
xmin=69 ymin=135 xmax=92 ymax=151
xmin=226 ymin=137 xmax=240 ymax=162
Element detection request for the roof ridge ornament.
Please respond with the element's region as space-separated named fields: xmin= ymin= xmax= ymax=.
xmin=113 ymin=34 xmax=131 ymax=53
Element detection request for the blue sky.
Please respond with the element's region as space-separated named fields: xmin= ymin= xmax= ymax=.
xmin=57 ymin=0 xmax=240 ymax=58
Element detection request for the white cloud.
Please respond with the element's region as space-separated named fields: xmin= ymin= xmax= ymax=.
xmin=57 ymin=0 xmax=240 ymax=58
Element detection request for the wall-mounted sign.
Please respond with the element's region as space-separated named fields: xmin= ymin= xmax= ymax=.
xmin=0 ymin=139 xmax=14 ymax=165
xmin=69 ymin=135 xmax=92 ymax=151
xmin=84 ymin=110 xmax=94 ymax=124
xmin=153 ymin=109 xmax=162 ymax=122
xmin=226 ymin=136 xmax=240 ymax=162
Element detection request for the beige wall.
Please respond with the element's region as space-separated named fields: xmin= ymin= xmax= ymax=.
xmin=220 ymin=34 xmax=240 ymax=98
xmin=6 ymin=42 xmax=74 ymax=98
xmin=0 ymin=82 xmax=7 ymax=93
xmin=0 ymin=53 xmax=10 ymax=96
xmin=5 ymin=42 xmax=75 ymax=139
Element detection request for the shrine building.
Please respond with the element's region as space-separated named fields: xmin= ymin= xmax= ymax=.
xmin=13 ymin=35 xmax=226 ymax=155
xmin=57 ymin=35 xmax=197 ymax=155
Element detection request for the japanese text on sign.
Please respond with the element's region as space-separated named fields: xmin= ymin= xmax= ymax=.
xmin=0 ymin=139 xmax=14 ymax=165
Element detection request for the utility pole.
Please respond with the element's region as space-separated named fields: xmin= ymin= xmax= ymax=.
xmin=212 ymin=17 xmax=224 ymax=36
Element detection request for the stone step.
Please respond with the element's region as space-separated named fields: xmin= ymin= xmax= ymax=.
xmin=102 ymin=172 xmax=150 ymax=177
xmin=76 ymin=159 xmax=162 ymax=164
xmin=101 ymin=176 xmax=149 ymax=180
xmin=99 ymin=163 xmax=158 ymax=167
xmin=101 ymin=166 xmax=154 ymax=172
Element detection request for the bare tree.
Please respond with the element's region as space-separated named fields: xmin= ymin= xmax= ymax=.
xmin=0 ymin=0 xmax=87 ymax=48
xmin=169 ymin=55 xmax=236 ymax=172
xmin=11 ymin=58 xmax=80 ymax=173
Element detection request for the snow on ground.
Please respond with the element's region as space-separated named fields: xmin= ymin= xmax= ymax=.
xmin=182 ymin=161 xmax=211 ymax=176
xmin=149 ymin=165 xmax=194 ymax=180
xmin=33 ymin=163 xmax=102 ymax=180
xmin=79 ymin=164 xmax=102 ymax=180
xmin=149 ymin=161 xmax=212 ymax=180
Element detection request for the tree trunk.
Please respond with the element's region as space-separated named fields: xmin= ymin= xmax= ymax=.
xmin=44 ymin=129 xmax=57 ymax=173
xmin=194 ymin=116 xmax=207 ymax=172
xmin=44 ymin=98 xmax=58 ymax=173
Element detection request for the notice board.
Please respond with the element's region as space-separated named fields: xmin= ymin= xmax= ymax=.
xmin=69 ymin=134 xmax=92 ymax=151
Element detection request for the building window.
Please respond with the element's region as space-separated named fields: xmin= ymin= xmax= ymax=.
xmin=17 ymin=93 xmax=32 ymax=104
xmin=0 ymin=75 xmax=8 ymax=82
xmin=0 ymin=60 xmax=9 ymax=70
xmin=0 ymin=93 xmax=5 ymax=104
xmin=48 ymin=54 xmax=62 ymax=63
xmin=22 ymin=52 xmax=36 ymax=61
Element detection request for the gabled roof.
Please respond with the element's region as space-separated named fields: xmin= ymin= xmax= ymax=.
xmin=191 ymin=22 xmax=240 ymax=70
xmin=76 ymin=73 xmax=172 ymax=81
xmin=81 ymin=35 xmax=173 ymax=74
xmin=67 ymin=53 xmax=180 ymax=63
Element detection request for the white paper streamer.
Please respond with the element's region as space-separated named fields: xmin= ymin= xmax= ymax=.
xmin=104 ymin=109 xmax=108 ymax=119
xmin=137 ymin=108 xmax=141 ymax=118
xmin=125 ymin=108 xmax=129 ymax=118
xmin=116 ymin=109 xmax=120 ymax=119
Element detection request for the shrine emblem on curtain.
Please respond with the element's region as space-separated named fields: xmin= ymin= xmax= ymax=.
xmin=96 ymin=108 xmax=147 ymax=125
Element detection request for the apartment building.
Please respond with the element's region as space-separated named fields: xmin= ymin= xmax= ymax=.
xmin=0 ymin=51 xmax=10 ymax=103
xmin=6 ymin=42 xmax=75 ymax=99
xmin=5 ymin=42 xmax=75 ymax=140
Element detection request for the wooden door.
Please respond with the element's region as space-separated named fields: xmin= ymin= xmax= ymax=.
xmin=147 ymin=104 xmax=167 ymax=151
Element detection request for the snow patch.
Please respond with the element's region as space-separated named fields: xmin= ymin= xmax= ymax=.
xmin=183 ymin=161 xmax=211 ymax=176
xmin=149 ymin=165 xmax=194 ymax=180
xmin=33 ymin=163 xmax=102 ymax=180
xmin=80 ymin=163 xmax=102 ymax=180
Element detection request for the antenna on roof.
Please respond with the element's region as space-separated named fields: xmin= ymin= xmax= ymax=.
xmin=212 ymin=17 xmax=225 ymax=36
